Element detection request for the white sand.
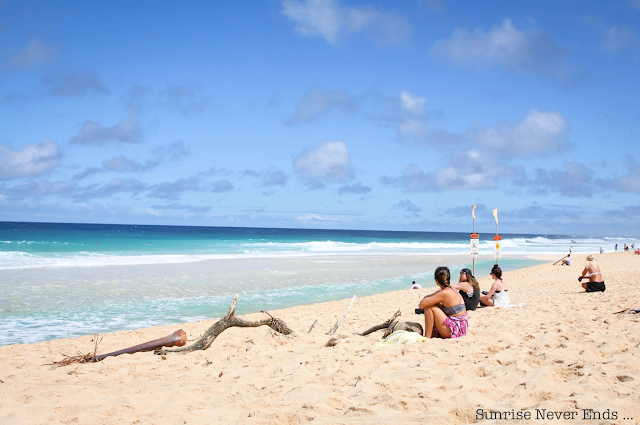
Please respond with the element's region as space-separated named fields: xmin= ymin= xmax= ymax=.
xmin=1 ymin=252 xmax=639 ymax=424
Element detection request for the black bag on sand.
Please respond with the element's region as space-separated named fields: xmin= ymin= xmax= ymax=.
xmin=415 ymin=308 xmax=424 ymax=314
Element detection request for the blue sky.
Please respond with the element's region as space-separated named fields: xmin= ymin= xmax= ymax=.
xmin=1 ymin=0 xmax=639 ymax=236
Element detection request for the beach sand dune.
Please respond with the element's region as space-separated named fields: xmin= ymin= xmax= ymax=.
xmin=1 ymin=253 xmax=639 ymax=424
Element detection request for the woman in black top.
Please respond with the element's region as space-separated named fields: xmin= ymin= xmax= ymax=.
xmin=451 ymin=268 xmax=481 ymax=311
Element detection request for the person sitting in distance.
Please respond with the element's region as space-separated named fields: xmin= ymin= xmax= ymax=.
xmin=479 ymin=265 xmax=510 ymax=307
xmin=579 ymin=255 xmax=606 ymax=292
xmin=418 ymin=267 xmax=468 ymax=339
xmin=410 ymin=281 xmax=422 ymax=289
xmin=451 ymin=268 xmax=480 ymax=311
xmin=561 ymin=254 xmax=573 ymax=266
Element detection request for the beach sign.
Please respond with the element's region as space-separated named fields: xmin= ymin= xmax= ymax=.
xmin=470 ymin=233 xmax=480 ymax=258
xmin=494 ymin=235 xmax=502 ymax=259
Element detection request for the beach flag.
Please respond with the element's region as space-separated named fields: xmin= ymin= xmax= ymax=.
xmin=492 ymin=209 xmax=498 ymax=225
xmin=472 ymin=205 xmax=476 ymax=219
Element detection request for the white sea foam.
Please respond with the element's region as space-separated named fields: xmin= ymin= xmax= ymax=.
xmin=0 ymin=236 xmax=629 ymax=270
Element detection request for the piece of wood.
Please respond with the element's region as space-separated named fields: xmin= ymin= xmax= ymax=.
xmin=307 ymin=318 xmax=318 ymax=334
xmin=155 ymin=294 xmax=295 ymax=355
xmin=358 ymin=309 xmax=401 ymax=336
xmin=326 ymin=295 xmax=356 ymax=335
xmin=553 ymin=255 xmax=568 ymax=265
xmin=94 ymin=330 xmax=187 ymax=361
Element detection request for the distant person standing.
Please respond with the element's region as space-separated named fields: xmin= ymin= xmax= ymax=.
xmin=615 ymin=244 xmax=618 ymax=251
xmin=599 ymin=247 xmax=604 ymax=254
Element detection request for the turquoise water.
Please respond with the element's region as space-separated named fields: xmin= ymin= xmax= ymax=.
xmin=0 ymin=222 xmax=617 ymax=345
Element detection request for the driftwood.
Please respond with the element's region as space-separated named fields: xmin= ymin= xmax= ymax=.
xmin=553 ymin=255 xmax=568 ymax=265
xmin=307 ymin=318 xmax=318 ymax=334
xmin=382 ymin=321 xmax=424 ymax=338
xmin=359 ymin=309 xmax=401 ymax=336
xmin=47 ymin=330 xmax=187 ymax=369
xmin=155 ymin=294 xmax=295 ymax=355
xmin=95 ymin=330 xmax=186 ymax=360
xmin=327 ymin=295 xmax=356 ymax=335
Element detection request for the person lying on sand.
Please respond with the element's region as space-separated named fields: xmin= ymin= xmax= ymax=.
xmin=451 ymin=268 xmax=480 ymax=311
xmin=479 ymin=265 xmax=510 ymax=307
xmin=579 ymin=255 xmax=606 ymax=292
xmin=418 ymin=266 xmax=468 ymax=339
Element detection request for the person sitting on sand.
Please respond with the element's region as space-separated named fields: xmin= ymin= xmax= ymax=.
xmin=451 ymin=268 xmax=480 ymax=311
xmin=624 ymin=244 xmax=629 ymax=251
xmin=479 ymin=265 xmax=510 ymax=307
xmin=561 ymin=254 xmax=573 ymax=266
xmin=579 ymin=255 xmax=606 ymax=292
xmin=410 ymin=281 xmax=422 ymax=289
xmin=418 ymin=266 xmax=468 ymax=339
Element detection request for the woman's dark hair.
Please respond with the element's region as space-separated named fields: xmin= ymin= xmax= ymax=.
xmin=435 ymin=266 xmax=451 ymax=287
xmin=491 ymin=264 xmax=502 ymax=279
xmin=460 ymin=268 xmax=480 ymax=290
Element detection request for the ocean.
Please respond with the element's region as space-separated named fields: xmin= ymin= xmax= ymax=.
xmin=0 ymin=221 xmax=623 ymax=346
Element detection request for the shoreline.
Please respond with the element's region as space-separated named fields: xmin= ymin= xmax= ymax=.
xmin=2 ymin=252 xmax=638 ymax=424
xmin=1 ymin=254 xmax=545 ymax=346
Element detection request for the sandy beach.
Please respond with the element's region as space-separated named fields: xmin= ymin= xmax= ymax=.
xmin=1 ymin=252 xmax=639 ymax=424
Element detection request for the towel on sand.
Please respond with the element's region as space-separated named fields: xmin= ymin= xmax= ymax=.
xmin=375 ymin=330 xmax=429 ymax=347
xmin=501 ymin=303 xmax=525 ymax=308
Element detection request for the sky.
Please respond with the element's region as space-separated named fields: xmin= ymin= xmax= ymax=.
xmin=1 ymin=0 xmax=639 ymax=236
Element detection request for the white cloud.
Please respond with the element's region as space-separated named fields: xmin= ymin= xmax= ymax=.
xmin=0 ymin=140 xmax=61 ymax=180
xmin=42 ymin=70 xmax=109 ymax=97
xmin=627 ymin=0 xmax=640 ymax=10
xmin=70 ymin=108 xmax=143 ymax=145
xmin=392 ymin=199 xmax=421 ymax=217
xmin=286 ymin=89 xmax=355 ymax=124
xmin=338 ymin=181 xmax=371 ymax=195
xmin=381 ymin=150 xmax=522 ymax=192
xmin=469 ymin=109 xmax=569 ymax=158
xmin=596 ymin=155 xmax=640 ymax=193
xmin=293 ymin=140 xmax=354 ymax=187
xmin=262 ymin=170 xmax=289 ymax=186
xmin=158 ymin=83 xmax=211 ymax=114
xmin=10 ymin=38 xmax=58 ymax=69
xmin=281 ymin=0 xmax=411 ymax=44
xmin=295 ymin=213 xmax=323 ymax=221
xmin=601 ymin=26 xmax=634 ymax=52
xmin=516 ymin=161 xmax=594 ymax=197
xmin=392 ymin=90 xmax=466 ymax=147
xmin=397 ymin=90 xmax=428 ymax=141
xmin=431 ymin=18 xmax=565 ymax=73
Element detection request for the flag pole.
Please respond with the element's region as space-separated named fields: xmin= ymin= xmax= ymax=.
xmin=472 ymin=205 xmax=476 ymax=275
xmin=493 ymin=209 xmax=499 ymax=265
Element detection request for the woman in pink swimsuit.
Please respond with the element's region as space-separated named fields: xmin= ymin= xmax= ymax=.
xmin=418 ymin=266 xmax=468 ymax=339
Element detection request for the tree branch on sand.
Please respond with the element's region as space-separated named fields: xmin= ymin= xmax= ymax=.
xmin=358 ymin=309 xmax=401 ymax=336
xmin=327 ymin=295 xmax=356 ymax=335
xmin=155 ymin=294 xmax=296 ymax=355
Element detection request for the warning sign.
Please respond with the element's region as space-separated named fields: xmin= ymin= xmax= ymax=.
xmin=470 ymin=238 xmax=480 ymax=258
xmin=494 ymin=236 xmax=502 ymax=259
